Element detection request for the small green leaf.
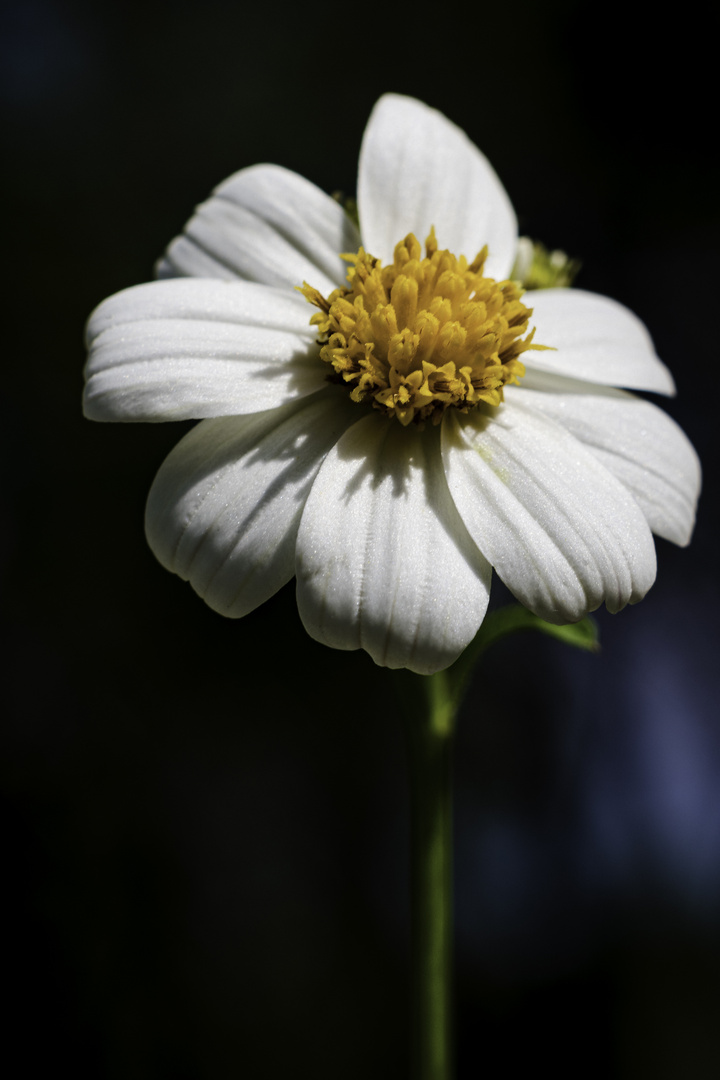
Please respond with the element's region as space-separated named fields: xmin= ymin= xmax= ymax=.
xmin=441 ymin=605 xmax=599 ymax=714
xmin=392 ymin=606 xmax=599 ymax=725
xmin=533 ymin=616 xmax=600 ymax=652
xmin=467 ymin=604 xmax=599 ymax=656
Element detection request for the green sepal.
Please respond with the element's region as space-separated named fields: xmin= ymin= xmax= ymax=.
xmin=511 ymin=237 xmax=581 ymax=290
xmin=454 ymin=604 xmax=598 ymax=709
xmin=331 ymin=191 xmax=360 ymax=230
xmin=467 ymin=604 xmax=600 ymax=657
xmin=394 ymin=606 xmax=599 ymax=725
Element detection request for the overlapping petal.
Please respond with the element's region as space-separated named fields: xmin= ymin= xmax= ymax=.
xmin=84 ymin=279 xmax=324 ymax=422
xmin=157 ymin=164 xmax=359 ymax=294
xmin=525 ymin=288 xmax=676 ymax=394
xmin=87 ymin=277 xmax=313 ymax=336
xmin=442 ymin=404 xmax=657 ymax=623
xmin=296 ymin=415 xmax=492 ymax=674
xmin=358 ymin=95 xmax=517 ymax=280
xmin=145 ymin=391 xmax=360 ymax=617
xmin=510 ymin=377 xmax=701 ymax=546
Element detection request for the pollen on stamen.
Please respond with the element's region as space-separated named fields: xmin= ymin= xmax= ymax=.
xmin=299 ymin=229 xmax=549 ymax=427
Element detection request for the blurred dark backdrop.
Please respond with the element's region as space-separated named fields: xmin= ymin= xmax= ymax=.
xmin=3 ymin=0 xmax=719 ymax=1076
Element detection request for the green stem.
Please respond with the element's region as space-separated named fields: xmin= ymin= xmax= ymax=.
xmin=400 ymin=669 xmax=457 ymax=1080
xmin=392 ymin=606 xmax=597 ymax=1077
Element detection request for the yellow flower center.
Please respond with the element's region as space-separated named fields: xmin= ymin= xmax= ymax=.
xmin=300 ymin=229 xmax=548 ymax=426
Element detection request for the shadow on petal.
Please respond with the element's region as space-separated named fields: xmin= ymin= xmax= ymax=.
xmin=146 ymin=388 xmax=360 ymax=618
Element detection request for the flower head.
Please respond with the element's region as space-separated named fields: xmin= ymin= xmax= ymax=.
xmin=83 ymin=95 xmax=701 ymax=675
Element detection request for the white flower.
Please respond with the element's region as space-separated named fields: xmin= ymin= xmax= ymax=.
xmin=83 ymin=95 xmax=701 ymax=675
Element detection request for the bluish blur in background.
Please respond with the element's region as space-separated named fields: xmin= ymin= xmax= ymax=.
xmin=3 ymin=0 xmax=719 ymax=1076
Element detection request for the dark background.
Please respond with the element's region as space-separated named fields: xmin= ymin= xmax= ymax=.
xmin=3 ymin=0 xmax=720 ymax=1076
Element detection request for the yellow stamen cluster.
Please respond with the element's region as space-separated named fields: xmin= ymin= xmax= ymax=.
xmin=300 ymin=229 xmax=547 ymax=426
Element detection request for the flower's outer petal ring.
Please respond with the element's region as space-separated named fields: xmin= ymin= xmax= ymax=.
xmin=156 ymin=164 xmax=360 ymax=294
xmin=525 ymin=288 xmax=676 ymax=394
xmin=358 ymin=95 xmax=517 ymax=281
xmin=84 ymin=281 xmax=325 ymax=421
xmin=296 ymin=414 xmax=492 ymax=675
xmin=443 ymin=404 xmax=657 ymax=623
xmin=145 ymin=391 xmax=360 ymax=618
xmin=509 ymin=381 xmax=701 ymax=546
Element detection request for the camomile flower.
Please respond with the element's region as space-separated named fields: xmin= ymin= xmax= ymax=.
xmin=83 ymin=95 xmax=700 ymax=675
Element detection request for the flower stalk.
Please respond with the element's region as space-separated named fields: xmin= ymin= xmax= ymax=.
xmin=400 ymin=669 xmax=457 ymax=1080
xmin=395 ymin=609 xmax=600 ymax=1079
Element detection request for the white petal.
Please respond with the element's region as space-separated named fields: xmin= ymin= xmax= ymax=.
xmin=156 ymin=164 xmax=359 ymax=294
xmin=145 ymin=391 xmax=359 ymax=617
xmin=442 ymin=404 xmax=657 ymax=623
xmin=296 ymin=415 xmax=491 ymax=674
xmin=357 ymin=95 xmax=517 ymax=280
xmin=525 ymin=288 xmax=676 ymax=394
xmin=509 ymin=382 xmax=701 ymax=546
xmin=84 ymin=279 xmax=326 ymax=421
xmin=86 ymin=277 xmax=313 ymax=341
